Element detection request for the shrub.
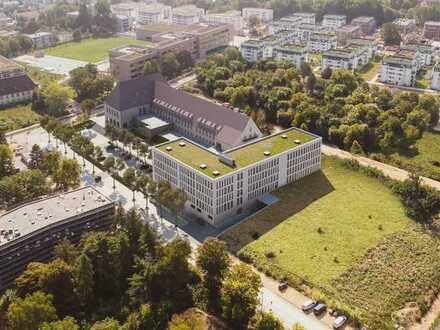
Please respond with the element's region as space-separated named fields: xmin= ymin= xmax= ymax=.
xmin=265 ymin=251 xmax=276 ymax=259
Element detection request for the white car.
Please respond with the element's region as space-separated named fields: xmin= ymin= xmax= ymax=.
xmin=301 ymin=299 xmax=316 ymax=312
xmin=333 ymin=315 xmax=347 ymax=329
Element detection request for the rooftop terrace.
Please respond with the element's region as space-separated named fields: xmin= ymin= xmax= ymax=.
xmin=0 ymin=187 xmax=113 ymax=247
xmin=157 ymin=128 xmax=318 ymax=178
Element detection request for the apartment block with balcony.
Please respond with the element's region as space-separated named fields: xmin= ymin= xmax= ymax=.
xmin=291 ymin=12 xmax=315 ymax=24
xmin=171 ymin=5 xmax=205 ymax=26
xmin=307 ymin=32 xmax=337 ymax=52
xmin=379 ymin=53 xmax=418 ymax=87
xmin=350 ymin=16 xmax=376 ymax=35
xmin=204 ymin=10 xmax=242 ymax=33
xmin=0 ymin=187 xmax=114 ymax=292
xmin=424 ymin=21 xmax=440 ymax=41
xmin=242 ymin=8 xmax=273 ymax=22
xmin=273 ymin=43 xmax=308 ymax=69
xmin=137 ymin=3 xmax=172 ymax=25
xmin=321 ymin=46 xmax=370 ymax=72
xmin=322 ymin=14 xmax=346 ymax=28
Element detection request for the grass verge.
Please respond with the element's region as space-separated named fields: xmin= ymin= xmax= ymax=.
xmin=0 ymin=104 xmax=40 ymax=131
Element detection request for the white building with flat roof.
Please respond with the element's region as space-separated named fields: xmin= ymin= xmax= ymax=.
xmin=307 ymin=32 xmax=337 ymax=52
xmin=240 ymin=33 xmax=293 ymax=62
xmin=137 ymin=3 xmax=171 ymax=25
xmin=379 ymin=53 xmax=418 ymax=86
xmin=322 ymin=14 xmax=346 ymax=28
xmin=273 ymin=43 xmax=308 ymax=69
xmin=204 ymin=10 xmax=242 ymax=33
xmin=321 ymin=46 xmax=370 ymax=71
xmin=242 ymin=7 xmax=273 ymax=22
xmin=172 ymin=5 xmax=205 ymax=25
xmin=291 ymin=12 xmax=315 ymax=24
xmin=152 ymin=128 xmax=321 ymax=226
xmin=431 ymin=63 xmax=440 ymax=90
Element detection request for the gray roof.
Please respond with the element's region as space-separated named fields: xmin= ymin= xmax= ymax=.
xmin=153 ymin=82 xmax=252 ymax=145
xmin=0 ymin=74 xmax=36 ymax=96
xmin=105 ymin=73 xmax=165 ymax=111
xmin=0 ymin=186 xmax=113 ymax=247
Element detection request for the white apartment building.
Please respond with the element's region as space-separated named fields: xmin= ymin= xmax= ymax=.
xmin=152 ymin=128 xmax=321 ymax=226
xmin=172 ymin=5 xmax=205 ymax=26
xmin=321 ymin=46 xmax=369 ymax=72
xmin=431 ymin=64 xmax=440 ymax=90
xmin=400 ymin=43 xmax=436 ymax=68
xmin=291 ymin=12 xmax=315 ymax=24
xmin=242 ymin=8 xmax=274 ymax=22
xmin=137 ymin=3 xmax=171 ymax=25
xmin=273 ymin=43 xmax=308 ymax=69
xmin=268 ymin=16 xmax=302 ymax=34
xmin=23 ymin=32 xmax=53 ymax=48
xmin=115 ymin=15 xmax=130 ymax=32
xmin=307 ymin=32 xmax=337 ymax=52
xmin=204 ymin=10 xmax=242 ymax=33
xmin=240 ymin=33 xmax=293 ymax=62
xmin=347 ymin=38 xmax=378 ymax=58
xmin=240 ymin=39 xmax=264 ymax=62
xmin=379 ymin=54 xmax=418 ymax=87
xmin=322 ymin=14 xmax=346 ymax=28
xmin=111 ymin=2 xmax=139 ymax=19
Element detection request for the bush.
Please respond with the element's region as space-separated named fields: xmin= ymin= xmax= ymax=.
xmin=265 ymin=251 xmax=276 ymax=259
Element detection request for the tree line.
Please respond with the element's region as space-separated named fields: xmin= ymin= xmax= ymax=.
xmin=194 ymin=47 xmax=440 ymax=157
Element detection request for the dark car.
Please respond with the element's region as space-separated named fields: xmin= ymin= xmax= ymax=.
xmin=301 ymin=299 xmax=316 ymax=312
xmin=313 ymin=303 xmax=327 ymax=315
xmin=94 ymin=175 xmax=102 ymax=183
xmin=278 ymin=281 xmax=288 ymax=291
xmin=333 ymin=315 xmax=347 ymax=329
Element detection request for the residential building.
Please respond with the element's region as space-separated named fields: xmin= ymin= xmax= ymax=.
xmin=185 ymin=23 xmax=232 ymax=58
xmin=136 ymin=23 xmax=185 ymax=41
xmin=204 ymin=10 xmax=242 ymax=33
xmin=424 ymin=21 xmax=440 ymax=41
xmin=379 ymin=53 xmax=418 ymax=86
xmin=152 ymin=127 xmax=321 ymax=226
xmin=172 ymin=5 xmax=205 ymax=26
xmin=23 ymin=32 xmax=54 ymax=48
xmin=15 ymin=11 xmax=39 ymax=25
xmin=400 ymin=43 xmax=436 ymax=67
xmin=115 ymin=15 xmax=130 ymax=32
xmin=0 ymin=187 xmax=114 ymax=292
xmin=350 ymin=16 xmax=376 ymax=35
xmin=335 ymin=24 xmax=361 ymax=45
xmin=291 ymin=12 xmax=315 ymax=25
xmin=137 ymin=3 xmax=171 ymax=25
xmin=268 ymin=16 xmax=302 ymax=34
xmin=431 ymin=63 xmax=440 ymax=90
xmin=322 ymin=14 xmax=346 ymax=28
xmin=393 ymin=18 xmax=417 ymax=34
xmin=242 ymin=8 xmax=273 ymax=22
xmin=240 ymin=33 xmax=292 ymax=62
xmin=0 ymin=56 xmax=36 ymax=107
xmin=307 ymin=32 xmax=337 ymax=52
xmin=347 ymin=38 xmax=378 ymax=58
xmin=321 ymin=46 xmax=370 ymax=71
xmin=105 ymin=74 xmax=263 ymax=149
xmin=111 ymin=1 xmax=139 ymax=19
xmin=272 ymin=43 xmax=308 ymax=68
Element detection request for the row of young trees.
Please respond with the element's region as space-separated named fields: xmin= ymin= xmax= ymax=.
xmin=0 ymin=208 xmax=299 ymax=330
xmin=195 ymin=47 xmax=440 ymax=156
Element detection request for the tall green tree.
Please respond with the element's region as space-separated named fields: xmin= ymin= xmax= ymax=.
xmin=0 ymin=144 xmax=14 ymax=178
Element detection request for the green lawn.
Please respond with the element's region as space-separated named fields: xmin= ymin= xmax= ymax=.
xmin=19 ymin=63 xmax=64 ymax=86
xmin=388 ymin=130 xmax=440 ymax=181
xmin=223 ymin=157 xmax=410 ymax=286
xmin=415 ymin=67 xmax=431 ymax=89
xmin=45 ymin=37 xmax=152 ymax=63
xmin=359 ymin=61 xmax=381 ymax=81
xmin=0 ymin=104 xmax=41 ymax=131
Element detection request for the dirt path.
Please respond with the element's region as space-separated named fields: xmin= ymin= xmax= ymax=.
xmin=410 ymin=295 xmax=440 ymax=330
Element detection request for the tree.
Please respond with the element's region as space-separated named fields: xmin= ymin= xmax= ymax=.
xmin=252 ymin=311 xmax=284 ymax=330
xmin=40 ymin=82 xmax=74 ymax=117
xmin=80 ymin=99 xmax=95 ymax=118
xmin=29 ymin=144 xmax=44 ymax=170
xmin=77 ymin=0 xmax=92 ymax=32
xmin=168 ymin=309 xmax=205 ymax=330
xmin=42 ymin=150 xmax=61 ymax=176
xmin=40 ymin=317 xmax=80 ymax=330
xmin=291 ymin=323 xmax=306 ymax=330
xmin=160 ymin=52 xmax=180 ymax=79
xmin=103 ymin=156 xmax=117 ymax=190
xmin=143 ymin=59 xmax=159 ymax=75
xmin=382 ymin=22 xmax=401 ymax=46
xmin=221 ymin=264 xmax=262 ymax=330
xmin=0 ymin=144 xmax=14 ymax=178
xmin=196 ymin=238 xmax=230 ymax=313
xmin=6 ymin=292 xmax=57 ymax=330
xmin=350 ymin=140 xmax=366 ymax=155
xmin=299 ymin=62 xmax=313 ymax=78
xmin=176 ymin=50 xmax=194 ymax=71
xmin=321 ymin=66 xmax=332 ymax=79
xmin=123 ymin=167 xmax=137 ymax=202
xmin=91 ymin=318 xmax=121 ymax=330
xmin=72 ymin=30 xmax=82 ymax=42
xmin=54 ymin=159 xmax=80 ymax=189
xmin=74 ymin=253 xmax=94 ymax=313
xmin=136 ymin=173 xmax=151 ymax=210
xmin=54 ymin=239 xmax=78 ymax=265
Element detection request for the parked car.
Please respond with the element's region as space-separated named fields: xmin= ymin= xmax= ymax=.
xmin=313 ymin=303 xmax=327 ymax=315
xmin=278 ymin=281 xmax=288 ymax=291
xmin=333 ymin=315 xmax=347 ymax=329
xmin=301 ymin=299 xmax=316 ymax=312
xmin=94 ymin=175 xmax=102 ymax=183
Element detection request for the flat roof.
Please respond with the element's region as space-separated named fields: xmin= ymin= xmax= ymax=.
xmin=139 ymin=114 xmax=170 ymax=129
xmin=156 ymin=128 xmax=318 ymax=178
xmin=0 ymin=186 xmax=113 ymax=247
xmin=137 ymin=23 xmax=185 ymax=33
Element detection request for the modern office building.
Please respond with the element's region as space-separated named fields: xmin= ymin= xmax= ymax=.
xmin=204 ymin=10 xmax=242 ymax=33
xmin=171 ymin=5 xmax=205 ymax=25
xmin=273 ymin=43 xmax=308 ymax=69
xmin=152 ymin=127 xmax=321 ymax=226
xmin=350 ymin=16 xmax=376 ymax=35
xmin=424 ymin=21 xmax=440 ymax=40
xmin=321 ymin=46 xmax=370 ymax=71
xmin=322 ymin=14 xmax=346 ymax=28
xmin=242 ymin=7 xmax=273 ymax=22
xmin=0 ymin=56 xmax=36 ymax=107
xmin=431 ymin=63 xmax=440 ymax=90
xmin=291 ymin=12 xmax=315 ymax=24
xmin=0 ymin=187 xmax=115 ymax=291
xmin=379 ymin=53 xmax=418 ymax=86
xmin=307 ymin=32 xmax=337 ymax=52
xmin=137 ymin=3 xmax=172 ymax=25
xmin=105 ymin=73 xmax=262 ymax=149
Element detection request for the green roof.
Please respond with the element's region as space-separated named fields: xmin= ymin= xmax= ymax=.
xmin=156 ymin=128 xmax=318 ymax=178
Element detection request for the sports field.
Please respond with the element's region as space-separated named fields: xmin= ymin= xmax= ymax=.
xmin=45 ymin=37 xmax=152 ymax=63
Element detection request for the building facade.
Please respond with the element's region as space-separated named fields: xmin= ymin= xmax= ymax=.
xmin=307 ymin=32 xmax=337 ymax=52
xmin=379 ymin=54 xmax=417 ymax=86
xmin=322 ymin=14 xmax=346 ymax=28
xmin=335 ymin=24 xmax=361 ymax=45
xmin=291 ymin=12 xmax=315 ymax=24
xmin=272 ymin=43 xmax=308 ymax=69
xmin=152 ymin=128 xmax=321 ymax=226
xmin=0 ymin=56 xmax=36 ymax=107
xmin=424 ymin=21 xmax=440 ymax=40
xmin=0 ymin=187 xmax=114 ymax=292
xmin=350 ymin=16 xmax=376 ymax=35
xmin=204 ymin=10 xmax=242 ymax=33
xmin=242 ymin=8 xmax=273 ymax=22
xmin=172 ymin=5 xmax=205 ymax=25
xmin=24 ymin=32 xmax=54 ymax=48
xmin=431 ymin=63 xmax=440 ymax=90
xmin=137 ymin=3 xmax=172 ymax=25
xmin=321 ymin=46 xmax=369 ymax=71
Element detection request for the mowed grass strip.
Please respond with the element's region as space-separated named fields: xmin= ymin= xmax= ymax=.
xmin=0 ymin=104 xmax=40 ymax=131
xmin=46 ymin=37 xmax=152 ymax=63
xmin=221 ymin=156 xmax=411 ymax=287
